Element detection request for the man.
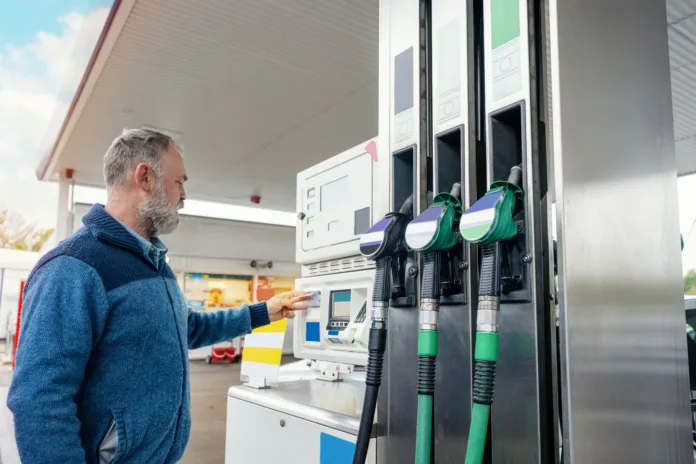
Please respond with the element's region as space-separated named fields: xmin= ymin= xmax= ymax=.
xmin=7 ymin=128 xmax=308 ymax=462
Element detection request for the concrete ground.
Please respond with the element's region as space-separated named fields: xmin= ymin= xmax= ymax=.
xmin=180 ymin=360 xmax=244 ymax=464
xmin=0 ymin=356 xmax=294 ymax=463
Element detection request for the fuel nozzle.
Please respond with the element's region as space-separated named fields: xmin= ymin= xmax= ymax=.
xmin=461 ymin=165 xmax=523 ymax=464
xmin=405 ymin=183 xmax=462 ymax=256
xmin=353 ymin=195 xmax=413 ymax=464
xmin=460 ymin=165 xmax=522 ymax=246
xmin=359 ymin=195 xmax=412 ymax=303
xmin=404 ymin=183 xmax=462 ymax=464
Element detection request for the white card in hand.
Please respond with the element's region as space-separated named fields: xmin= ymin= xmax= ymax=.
xmin=307 ymin=291 xmax=321 ymax=307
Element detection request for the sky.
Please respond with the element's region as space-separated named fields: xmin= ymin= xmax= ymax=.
xmin=0 ymin=0 xmax=296 ymax=232
xmin=1 ymin=1 xmax=696 ymax=272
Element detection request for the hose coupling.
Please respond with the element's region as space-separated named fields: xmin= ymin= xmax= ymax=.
xmin=476 ymin=309 xmax=499 ymax=333
xmin=419 ymin=298 xmax=440 ymax=330
xmin=420 ymin=298 xmax=440 ymax=312
xmin=419 ymin=310 xmax=439 ymax=331
xmin=371 ymin=301 xmax=389 ymax=322
xmin=478 ymin=295 xmax=500 ymax=312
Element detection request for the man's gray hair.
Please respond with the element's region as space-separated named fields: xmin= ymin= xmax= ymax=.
xmin=103 ymin=128 xmax=182 ymax=188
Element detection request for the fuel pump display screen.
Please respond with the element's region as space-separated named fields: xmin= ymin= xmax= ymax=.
xmin=328 ymin=290 xmax=351 ymax=330
xmin=331 ymin=291 xmax=351 ymax=317
xmin=320 ymin=176 xmax=348 ymax=212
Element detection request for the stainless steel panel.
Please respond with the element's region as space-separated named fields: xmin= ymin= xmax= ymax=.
xmin=378 ymin=1 xmax=424 ymax=462
xmin=433 ymin=298 xmax=475 ymax=462
xmin=549 ymin=0 xmax=692 ymax=462
xmin=431 ymin=0 xmax=479 ymax=462
xmin=382 ymin=306 xmax=420 ymax=462
xmin=227 ymin=376 xmax=370 ymax=437
xmin=483 ymin=0 xmax=552 ymax=461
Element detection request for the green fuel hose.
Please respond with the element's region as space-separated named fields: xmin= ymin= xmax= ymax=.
xmin=459 ymin=166 xmax=521 ymax=464
xmin=405 ymin=184 xmax=462 ymax=464
xmin=415 ymin=252 xmax=441 ymax=464
xmin=464 ymin=243 xmax=501 ymax=464
xmin=466 ymin=404 xmax=491 ymax=464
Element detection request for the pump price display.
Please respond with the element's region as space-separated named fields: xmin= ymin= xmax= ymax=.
xmin=330 ymin=290 xmax=351 ymax=318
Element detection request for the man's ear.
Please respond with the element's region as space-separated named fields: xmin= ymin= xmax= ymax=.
xmin=134 ymin=163 xmax=154 ymax=192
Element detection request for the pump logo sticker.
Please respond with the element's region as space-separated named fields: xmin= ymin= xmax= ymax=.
xmin=360 ymin=217 xmax=392 ymax=257
xmin=460 ymin=191 xmax=501 ymax=241
xmin=405 ymin=206 xmax=443 ymax=251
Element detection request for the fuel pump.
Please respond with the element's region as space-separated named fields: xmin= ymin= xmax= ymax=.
xmin=459 ymin=165 xmax=522 ymax=464
xmin=403 ymin=183 xmax=463 ymax=464
xmin=353 ymin=195 xmax=414 ymax=464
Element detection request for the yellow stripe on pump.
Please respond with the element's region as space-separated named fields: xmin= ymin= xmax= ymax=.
xmin=251 ymin=319 xmax=287 ymax=334
xmin=242 ymin=347 xmax=283 ymax=365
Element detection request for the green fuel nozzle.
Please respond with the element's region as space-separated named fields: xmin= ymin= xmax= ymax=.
xmin=404 ymin=183 xmax=462 ymax=464
xmin=352 ymin=195 xmax=413 ymax=464
xmin=459 ymin=166 xmax=522 ymax=246
xmin=405 ymin=183 xmax=462 ymax=255
xmin=462 ymin=166 xmax=523 ymax=464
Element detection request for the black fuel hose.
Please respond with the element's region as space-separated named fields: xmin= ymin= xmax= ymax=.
xmin=354 ymin=195 xmax=413 ymax=464
xmin=353 ymin=257 xmax=390 ymax=464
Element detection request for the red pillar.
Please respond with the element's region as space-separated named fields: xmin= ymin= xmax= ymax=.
xmin=12 ymin=280 xmax=25 ymax=370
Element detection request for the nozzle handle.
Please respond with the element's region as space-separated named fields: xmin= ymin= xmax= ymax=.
xmin=421 ymin=252 xmax=441 ymax=300
xmin=507 ymin=166 xmax=522 ymax=187
xmin=373 ymin=258 xmax=391 ymax=303
xmin=449 ymin=182 xmax=462 ymax=200
xmin=399 ymin=194 xmax=414 ymax=216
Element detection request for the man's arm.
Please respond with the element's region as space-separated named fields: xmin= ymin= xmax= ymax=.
xmin=7 ymin=256 xmax=109 ymax=463
xmin=187 ymin=302 xmax=270 ymax=350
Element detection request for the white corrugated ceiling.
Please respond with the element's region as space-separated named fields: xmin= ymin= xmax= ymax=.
xmin=43 ymin=0 xmax=696 ymax=210
xmin=668 ymin=0 xmax=696 ymax=176
xmin=47 ymin=0 xmax=378 ymax=211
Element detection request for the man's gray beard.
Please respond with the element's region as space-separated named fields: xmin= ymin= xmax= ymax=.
xmin=137 ymin=180 xmax=181 ymax=238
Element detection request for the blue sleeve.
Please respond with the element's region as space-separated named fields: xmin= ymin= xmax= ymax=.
xmin=187 ymin=301 xmax=270 ymax=349
xmin=7 ymin=256 xmax=109 ymax=463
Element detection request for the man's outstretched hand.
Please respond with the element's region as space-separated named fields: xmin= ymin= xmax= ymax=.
xmin=266 ymin=290 xmax=310 ymax=322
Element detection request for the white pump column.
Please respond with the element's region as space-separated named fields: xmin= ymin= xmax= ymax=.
xmin=55 ymin=170 xmax=72 ymax=243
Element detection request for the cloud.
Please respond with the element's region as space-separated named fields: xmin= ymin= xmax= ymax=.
xmin=0 ymin=8 xmax=109 ymax=228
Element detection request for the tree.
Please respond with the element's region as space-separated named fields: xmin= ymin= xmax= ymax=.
xmin=684 ymin=269 xmax=696 ymax=295
xmin=0 ymin=209 xmax=54 ymax=252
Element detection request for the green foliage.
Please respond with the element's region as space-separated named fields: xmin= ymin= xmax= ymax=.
xmin=0 ymin=209 xmax=54 ymax=252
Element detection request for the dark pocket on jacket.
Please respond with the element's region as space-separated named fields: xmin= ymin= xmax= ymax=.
xmin=98 ymin=409 xmax=128 ymax=463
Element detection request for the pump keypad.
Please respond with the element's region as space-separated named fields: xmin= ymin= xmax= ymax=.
xmin=355 ymin=303 xmax=367 ymax=323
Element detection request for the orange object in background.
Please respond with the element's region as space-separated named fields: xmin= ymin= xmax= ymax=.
xmin=12 ymin=280 xmax=25 ymax=371
xmin=256 ymin=276 xmax=295 ymax=302
xmin=209 ymin=287 xmax=223 ymax=307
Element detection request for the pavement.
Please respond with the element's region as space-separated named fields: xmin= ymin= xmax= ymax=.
xmin=0 ymin=365 xmax=18 ymax=464
xmin=0 ymin=355 xmax=297 ymax=463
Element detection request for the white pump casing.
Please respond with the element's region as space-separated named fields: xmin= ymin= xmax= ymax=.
xmin=293 ymin=270 xmax=373 ymax=366
xmin=292 ymin=137 xmax=391 ymax=367
xmin=295 ymin=137 xmax=387 ymax=269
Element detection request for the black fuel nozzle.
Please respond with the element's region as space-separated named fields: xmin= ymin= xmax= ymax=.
xmin=353 ymin=196 xmax=414 ymax=464
xmin=359 ymin=195 xmax=413 ymax=302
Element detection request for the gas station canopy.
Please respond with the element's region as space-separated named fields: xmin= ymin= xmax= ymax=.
xmin=668 ymin=0 xmax=696 ymax=176
xmin=37 ymin=0 xmax=378 ymax=211
xmin=37 ymin=0 xmax=696 ymax=213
